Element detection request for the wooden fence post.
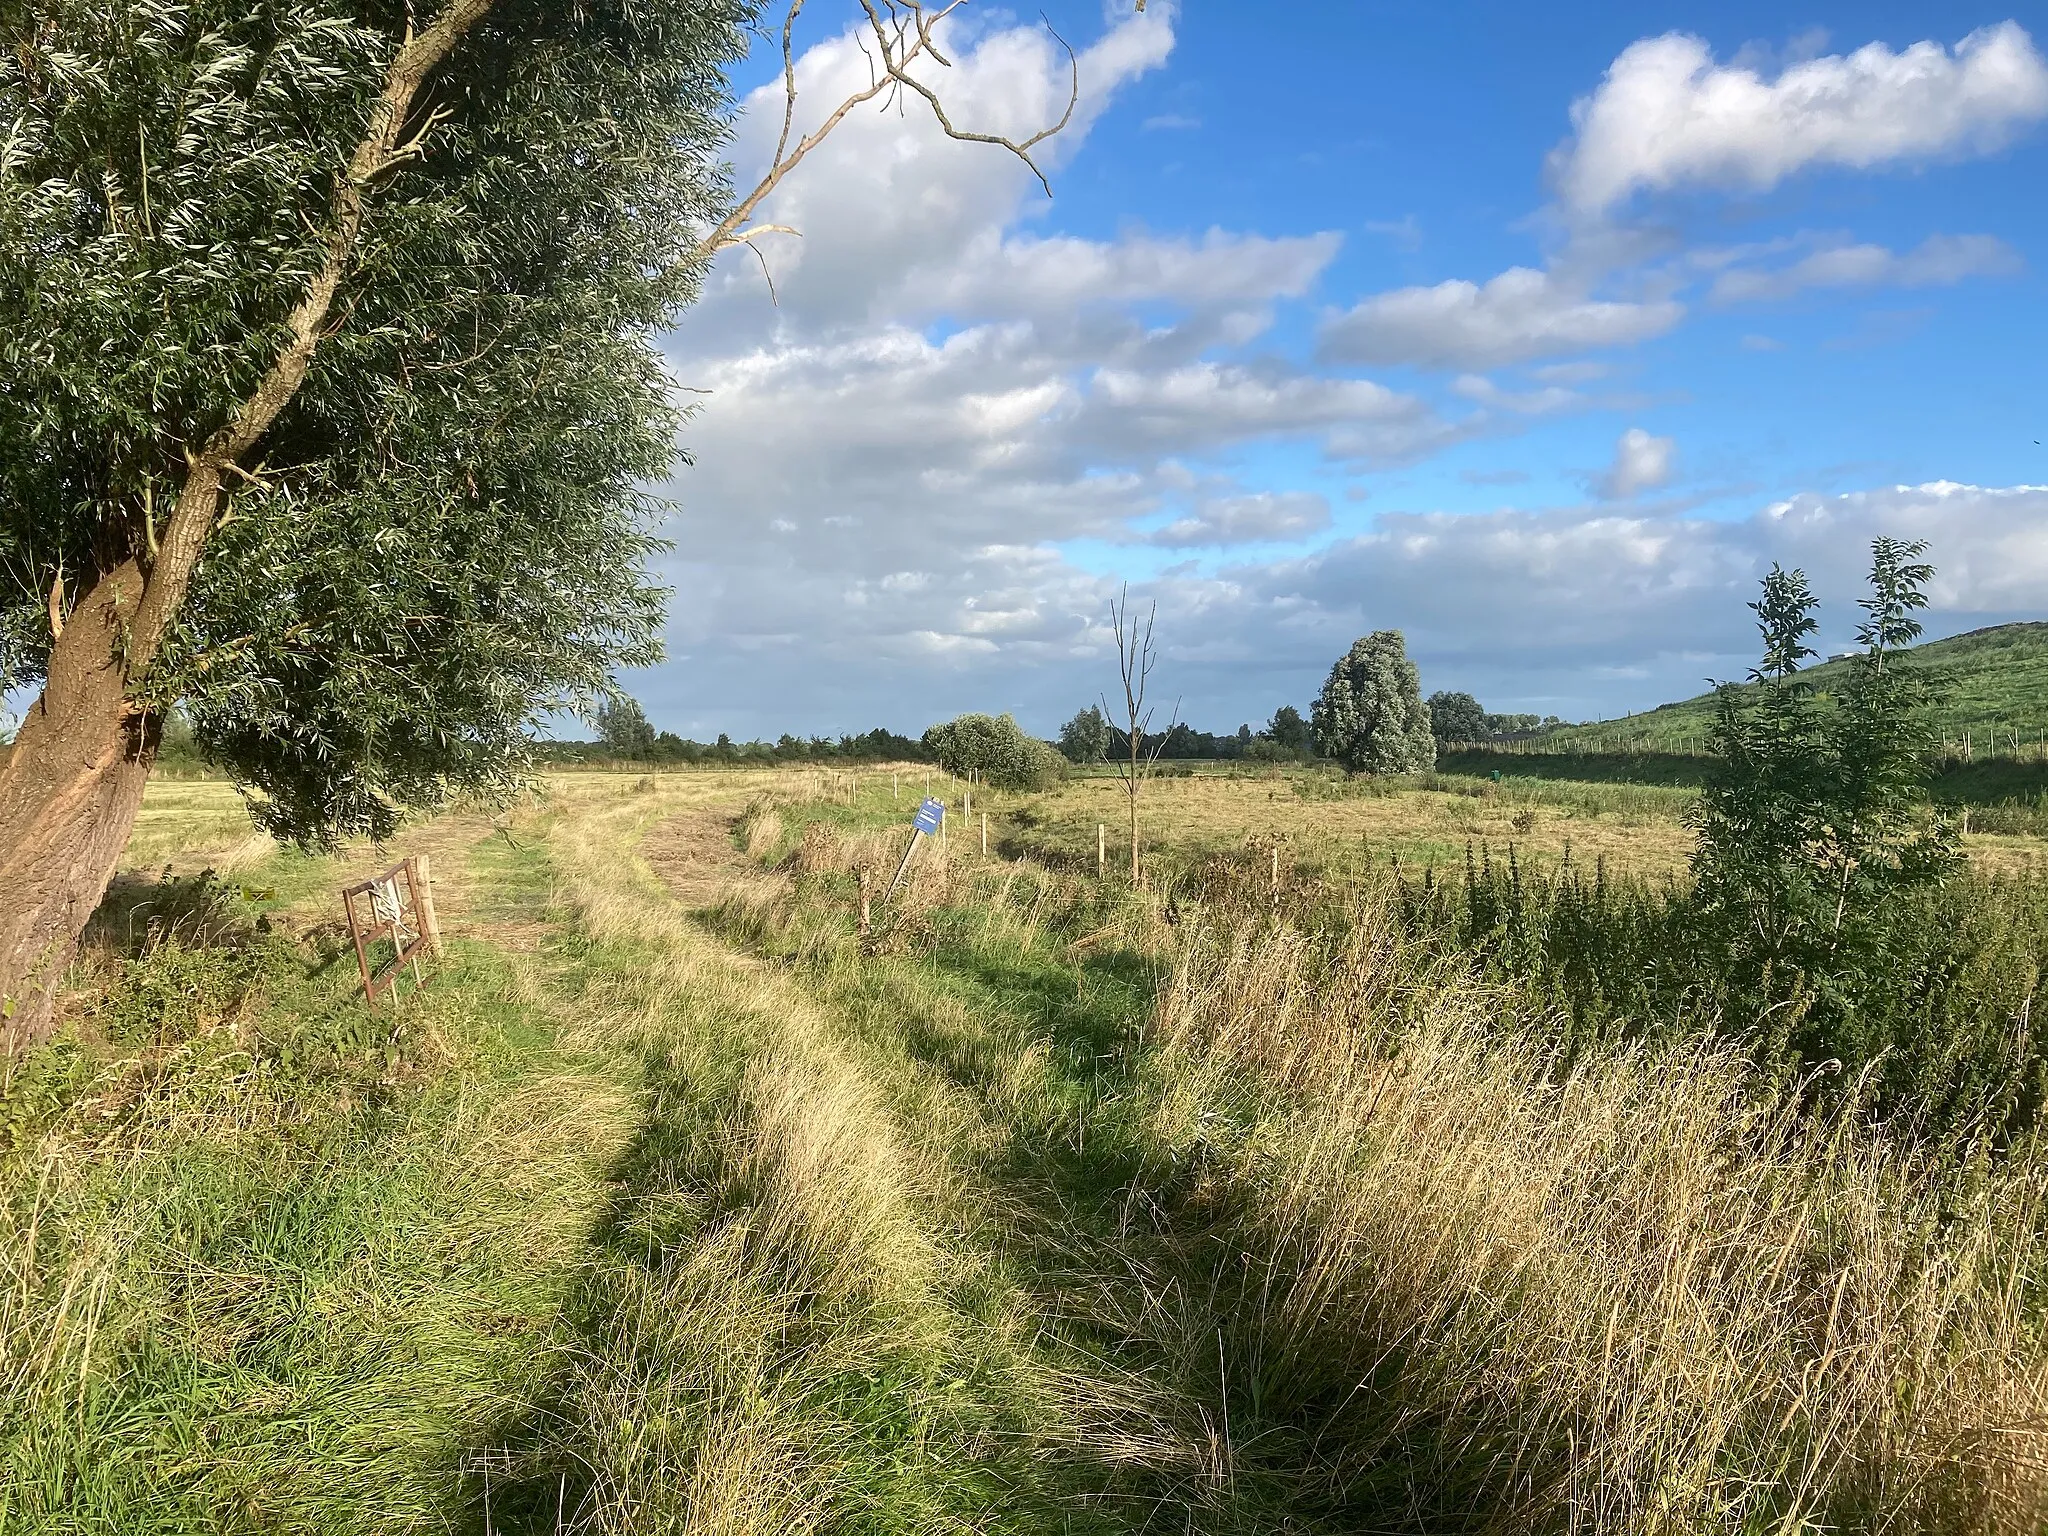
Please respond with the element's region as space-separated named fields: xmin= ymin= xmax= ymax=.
xmin=415 ymin=853 xmax=444 ymax=959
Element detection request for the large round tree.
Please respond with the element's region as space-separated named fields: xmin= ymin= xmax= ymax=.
xmin=1312 ymin=631 xmax=1435 ymax=774
xmin=0 ymin=0 xmax=1078 ymax=1041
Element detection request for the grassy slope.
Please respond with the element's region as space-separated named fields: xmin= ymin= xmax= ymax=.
xmin=1546 ymin=620 xmax=2048 ymax=747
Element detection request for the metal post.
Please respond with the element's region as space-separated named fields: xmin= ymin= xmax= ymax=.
xmin=885 ymin=828 xmax=924 ymax=901
xmin=1097 ymin=823 xmax=1105 ymax=878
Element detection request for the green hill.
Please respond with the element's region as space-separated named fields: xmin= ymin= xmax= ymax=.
xmin=1546 ymin=622 xmax=2048 ymax=755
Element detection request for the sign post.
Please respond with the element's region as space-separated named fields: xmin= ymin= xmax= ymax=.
xmin=886 ymin=797 xmax=946 ymax=902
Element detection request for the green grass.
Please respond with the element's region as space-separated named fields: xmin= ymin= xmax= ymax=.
xmin=705 ymin=791 xmax=2048 ymax=1532
xmin=1543 ymin=620 xmax=2048 ymax=750
xmin=0 ymin=832 xmax=629 ymax=1533
xmin=1442 ymin=745 xmax=2048 ymax=820
xmin=10 ymin=773 xmax=2047 ymax=1532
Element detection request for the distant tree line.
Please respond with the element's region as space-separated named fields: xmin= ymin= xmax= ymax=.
xmin=568 ymin=647 xmax=1570 ymax=777
xmin=544 ymin=697 xmax=930 ymax=766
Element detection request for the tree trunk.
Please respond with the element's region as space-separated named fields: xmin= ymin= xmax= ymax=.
xmin=0 ymin=0 xmax=497 ymax=1055
xmin=0 ymin=566 xmax=159 ymax=1049
xmin=1128 ymin=791 xmax=1140 ymax=886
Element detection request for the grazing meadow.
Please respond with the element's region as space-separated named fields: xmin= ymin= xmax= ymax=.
xmin=3 ymin=762 xmax=2045 ymax=1533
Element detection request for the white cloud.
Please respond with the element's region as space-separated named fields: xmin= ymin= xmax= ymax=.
xmin=628 ymin=9 xmax=2048 ymax=741
xmin=687 ymin=6 xmax=1178 ymax=334
xmin=1762 ymin=481 xmax=2048 ymax=609
xmin=1144 ymin=492 xmax=1332 ymax=548
xmin=1599 ymin=427 xmax=1677 ymax=498
xmin=1709 ymin=232 xmax=2022 ymax=303
xmin=644 ymin=2 xmax=1476 ymax=739
xmin=1318 ymin=266 xmax=1683 ymax=369
xmin=918 ymin=227 xmax=1342 ymax=320
xmin=1552 ymin=22 xmax=2048 ymax=216
xmin=1451 ymin=374 xmax=1584 ymax=416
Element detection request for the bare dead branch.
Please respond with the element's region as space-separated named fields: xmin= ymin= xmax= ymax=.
xmin=689 ymin=0 xmax=1083 ymax=276
xmin=739 ymin=231 xmax=784 ymax=304
xmin=775 ymin=0 xmax=809 ymax=170
xmin=1100 ymin=584 xmax=1174 ymax=883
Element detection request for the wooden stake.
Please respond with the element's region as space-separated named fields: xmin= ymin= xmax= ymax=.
xmin=415 ymin=853 xmax=444 ymax=958
xmin=1097 ymin=823 xmax=1105 ymax=879
xmin=981 ymin=812 xmax=988 ymax=856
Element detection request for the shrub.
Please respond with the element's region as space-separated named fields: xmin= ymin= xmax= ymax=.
xmin=920 ymin=713 xmax=1065 ymax=790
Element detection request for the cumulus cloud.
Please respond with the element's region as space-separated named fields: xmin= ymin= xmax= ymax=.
xmin=1451 ymin=374 xmax=1585 ymax=416
xmin=1144 ymin=492 xmax=1332 ymax=548
xmin=1599 ymin=428 xmax=1677 ymax=498
xmin=1551 ymin=22 xmax=2048 ymax=216
xmin=641 ymin=2 xmax=1483 ymax=740
xmin=1761 ymin=481 xmax=2048 ymax=609
xmin=1317 ymin=267 xmax=1684 ymax=369
xmin=915 ymin=227 xmax=1341 ymax=320
xmin=632 ymin=8 xmax=2048 ymax=741
xmin=1184 ymin=480 xmax=2048 ymax=724
xmin=1710 ymin=232 xmax=2022 ymax=303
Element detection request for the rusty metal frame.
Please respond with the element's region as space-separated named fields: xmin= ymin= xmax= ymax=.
xmin=342 ymin=856 xmax=432 ymax=1007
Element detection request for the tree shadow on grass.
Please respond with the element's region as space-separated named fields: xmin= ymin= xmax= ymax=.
xmin=890 ymin=926 xmax=1547 ymax=1536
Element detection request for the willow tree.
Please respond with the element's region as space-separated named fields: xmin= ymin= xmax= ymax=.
xmin=0 ymin=0 xmax=1079 ymax=1041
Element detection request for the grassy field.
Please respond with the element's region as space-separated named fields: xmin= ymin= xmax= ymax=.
xmin=1543 ymin=620 xmax=2048 ymax=752
xmin=2 ymin=766 xmax=2046 ymax=1532
xmin=989 ymin=763 xmax=2048 ymax=878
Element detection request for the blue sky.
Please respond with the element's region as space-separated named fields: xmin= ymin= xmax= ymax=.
xmin=633 ymin=1 xmax=2048 ymax=741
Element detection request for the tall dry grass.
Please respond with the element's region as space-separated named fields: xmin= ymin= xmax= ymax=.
xmin=1150 ymin=879 xmax=2048 ymax=1532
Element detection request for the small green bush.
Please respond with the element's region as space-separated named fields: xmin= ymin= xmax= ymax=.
xmin=920 ymin=713 xmax=1066 ymax=790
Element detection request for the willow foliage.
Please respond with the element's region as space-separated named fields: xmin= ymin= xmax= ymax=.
xmin=1 ymin=0 xmax=754 ymax=839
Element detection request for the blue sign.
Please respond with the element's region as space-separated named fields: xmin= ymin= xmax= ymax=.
xmin=912 ymin=797 xmax=945 ymax=834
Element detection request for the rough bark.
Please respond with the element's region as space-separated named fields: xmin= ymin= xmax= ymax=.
xmin=0 ymin=567 xmax=158 ymax=1047
xmin=0 ymin=1 xmax=495 ymax=1049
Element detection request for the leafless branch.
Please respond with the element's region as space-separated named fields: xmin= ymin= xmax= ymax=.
xmin=687 ymin=0 xmax=1083 ymax=276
